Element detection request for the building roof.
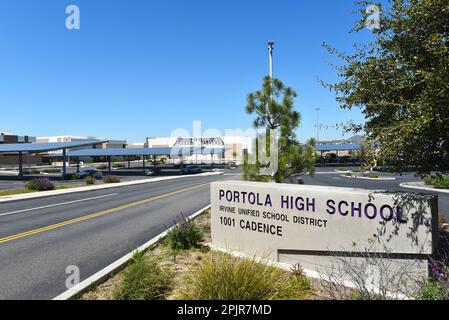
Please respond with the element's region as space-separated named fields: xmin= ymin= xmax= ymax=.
xmin=315 ymin=143 xmax=360 ymax=152
xmin=0 ymin=141 xmax=107 ymax=154
xmin=53 ymin=146 xmax=226 ymax=157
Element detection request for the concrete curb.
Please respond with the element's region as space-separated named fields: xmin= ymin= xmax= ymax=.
xmin=340 ymin=174 xmax=396 ymax=181
xmin=53 ymin=204 xmax=212 ymax=300
xmin=400 ymin=182 xmax=449 ymax=193
xmin=0 ymin=172 xmax=224 ymax=203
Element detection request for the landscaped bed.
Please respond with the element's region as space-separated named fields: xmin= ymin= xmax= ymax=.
xmin=80 ymin=210 xmax=318 ymax=300
xmin=78 ymin=209 xmax=449 ymax=300
xmin=424 ymin=175 xmax=449 ymax=189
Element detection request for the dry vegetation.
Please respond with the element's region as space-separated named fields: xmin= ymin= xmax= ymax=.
xmin=80 ymin=210 xmax=317 ymax=300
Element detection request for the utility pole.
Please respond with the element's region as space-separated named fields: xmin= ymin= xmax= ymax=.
xmin=314 ymin=108 xmax=320 ymax=142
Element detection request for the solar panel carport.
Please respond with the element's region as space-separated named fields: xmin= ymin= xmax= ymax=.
xmin=55 ymin=146 xmax=226 ymax=174
xmin=315 ymin=143 xmax=360 ymax=152
xmin=0 ymin=140 xmax=107 ymax=177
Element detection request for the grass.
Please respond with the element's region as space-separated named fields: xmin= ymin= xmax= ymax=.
xmin=113 ymin=251 xmax=173 ymax=300
xmin=167 ymin=214 xmax=204 ymax=251
xmin=103 ymin=175 xmax=120 ymax=183
xmin=0 ymin=189 xmax=35 ymax=196
xmin=80 ymin=210 xmax=316 ymax=301
xmin=175 ymin=253 xmax=313 ymax=300
xmin=41 ymin=168 xmax=61 ymax=173
xmin=0 ymin=184 xmax=80 ymax=197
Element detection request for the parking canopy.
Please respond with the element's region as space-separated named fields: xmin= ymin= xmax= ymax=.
xmin=55 ymin=146 xmax=226 ymax=157
xmin=315 ymin=143 xmax=360 ymax=152
xmin=0 ymin=140 xmax=107 ymax=177
xmin=0 ymin=141 xmax=107 ymax=154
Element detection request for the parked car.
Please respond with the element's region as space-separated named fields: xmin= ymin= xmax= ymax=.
xmin=180 ymin=165 xmax=202 ymax=174
xmin=76 ymin=169 xmax=103 ymax=179
xmin=338 ymin=155 xmax=357 ymax=163
xmin=324 ymin=153 xmax=338 ymax=163
xmin=145 ymin=168 xmax=162 ymax=176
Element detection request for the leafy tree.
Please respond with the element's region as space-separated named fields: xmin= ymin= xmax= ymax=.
xmin=323 ymin=0 xmax=449 ymax=175
xmin=244 ymin=76 xmax=316 ymax=183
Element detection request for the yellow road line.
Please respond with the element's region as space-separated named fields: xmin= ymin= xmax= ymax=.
xmin=0 ymin=182 xmax=210 ymax=245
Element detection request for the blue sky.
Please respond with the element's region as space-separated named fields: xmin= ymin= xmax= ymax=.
xmin=0 ymin=0 xmax=378 ymax=144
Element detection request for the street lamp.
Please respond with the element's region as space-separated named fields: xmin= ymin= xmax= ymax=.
xmin=268 ymin=41 xmax=274 ymax=79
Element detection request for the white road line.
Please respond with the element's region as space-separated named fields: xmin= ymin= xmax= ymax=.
xmin=0 ymin=193 xmax=119 ymax=217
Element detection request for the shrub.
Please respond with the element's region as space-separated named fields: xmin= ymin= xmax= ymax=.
xmin=96 ymin=165 xmax=108 ymax=170
xmin=30 ymin=169 xmax=40 ymax=174
xmin=176 ymin=253 xmax=312 ymax=300
xmin=345 ymin=172 xmax=352 ymax=177
xmin=167 ymin=215 xmax=204 ymax=251
xmin=337 ymin=167 xmax=347 ymax=172
xmin=433 ymin=176 xmax=449 ymax=189
xmin=42 ymin=168 xmax=61 ymax=173
xmin=112 ymin=163 xmax=125 ymax=168
xmin=352 ymin=168 xmax=362 ymax=173
xmin=85 ymin=176 xmax=96 ymax=185
xmin=113 ymin=252 xmax=172 ymax=300
xmin=369 ymin=173 xmax=379 ymax=179
xmin=103 ymin=175 xmax=120 ymax=183
xmin=424 ymin=175 xmax=433 ymax=185
xmin=26 ymin=178 xmax=55 ymax=191
xmin=63 ymin=173 xmax=77 ymax=180
xmin=416 ymin=258 xmax=449 ymax=300
xmin=424 ymin=175 xmax=449 ymax=189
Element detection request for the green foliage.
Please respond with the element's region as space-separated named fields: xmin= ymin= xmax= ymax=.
xmin=26 ymin=178 xmax=55 ymax=191
xmin=42 ymin=168 xmax=61 ymax=173
xmin=177 ymin=253 xmax=313 ymax=300
xmin=368 ymin=173 xmax=379 ymax=179
xmin=416 ymin=279 xmax=448 ymax=300
xmin=85 ymin=176 xmax=96 ymax=185
xmin=96 ymin=165 xmax=108 ymax=170
xmin=416 ymin=258 xmax=449 ymax=300
xmin=30 ymin=169 xmax=40 ymax=174
xmin=113 ymin=252 xmax=172 ymax=300
xmin=424 ymin=175 xmax=449 ymax=189
xmin=167 ymin=215 xmax=204 ymax=251
xmin=244 ymin=76 xmax=316 ymax=183
xmin=112 ymin=163 xmax=125 ymax=168
xmin=103 ymin=175 xmax=120 ymax=183
xmin=63 ymin=173 xmax=77 ymax=180
xmin=323 ymin=0 xmax=449 ymax=175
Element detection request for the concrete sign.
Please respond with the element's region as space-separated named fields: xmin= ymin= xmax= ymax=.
xmin=211 ymin=181 xmax=437 ymax=283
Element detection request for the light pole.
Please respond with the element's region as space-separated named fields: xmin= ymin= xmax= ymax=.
xmin=268 ymin=41 xmax=274 ymax=79
xmin=314 ymin=108 xmax=320 ymax=142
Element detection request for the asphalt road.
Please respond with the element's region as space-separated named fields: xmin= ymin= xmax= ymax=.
xmin=303 ymin=168 xmax=449 ymax=219
xmin=0 ymin=171 xmax=241 ymax=300
xmin=1 ymin=166 xmax=446 ymax=300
